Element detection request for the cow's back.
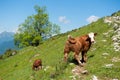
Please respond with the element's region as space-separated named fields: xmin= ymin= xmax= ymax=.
xmin=64 ymin=37 xmax=82 ymax=53
xmin=33 ymin=59 xmax=42 ymax=67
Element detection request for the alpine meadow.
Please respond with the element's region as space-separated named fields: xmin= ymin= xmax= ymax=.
xmin=0 ymin=9 xmax=120 ymax=80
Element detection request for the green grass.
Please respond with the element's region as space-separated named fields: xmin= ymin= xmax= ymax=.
xmin=0 ymin=18 xmax=120 ymax=80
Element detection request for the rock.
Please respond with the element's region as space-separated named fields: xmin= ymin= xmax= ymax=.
xmin=91 ymin=48 xmax=96 ymax=51
xmin=104 ymin=17 xmax=112 ymax=24
xmin=34 ymin=54 xmax=40 ymax=57
xmin=69 ymin=75 xmax=76 ymax=80
xmin=72 ymin=65 xmax=88 ymax=76
xmin=69 ymin=63 xmax=74 ymax=66
xmin=12 ymin=51 xmax=17 ymax=56
xmin=102 ymin=53 xmax=109 ymax=56
xmin=92 ymin=75 xmax=98 ymax=80
xmin=81 ymin=70 xmax=88 ymax=74
xmin=112 ymin=79 xmax=118 ymax=80
xmin=104 ymin=16 xmax=120 ymax=52
xmin=44 ymin=66 xmax=50 ymax=71
xmin=101 ymin=40 xmax=107 ymax=42
xmin=104 ymin=64 xmax=114 ymax=68
xmin=112 ymin=57 xmax=120 ymax=62
xmin=30 ymin=75 xmax=34 ymax=80
xmin=103 ymin=32 xmax=108 ymax=36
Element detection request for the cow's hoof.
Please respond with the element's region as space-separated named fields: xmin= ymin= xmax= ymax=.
xmin=79 ymin=63 xmax=84 ymax=67
xmin=80 ymin=60 xmax=86 ymax=63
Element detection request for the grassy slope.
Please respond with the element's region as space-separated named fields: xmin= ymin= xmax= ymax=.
xmin=0 ymin=18 xmax=120 ymax=80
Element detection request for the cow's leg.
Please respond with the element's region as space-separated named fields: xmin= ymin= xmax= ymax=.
xmin=74 ymin=52 xmax=83 ymax=66
xmin=81 ymin=51 xmax=87 ymax=63
xmin=81 ymin=51 xmax=84 ymax=63
xmin=64 ymin=53 xmax=68 ymax=62
xmin=35 ymin=67 xmax=37 ymax=71
xmin=36 ymin=66 xmax=39 ymax=71
xmin=64 ymin=45 xmax=70 ymax=62
xmin=84 ymin=53 xmax=87 ymax=63
xmin=40 ymin=65 xmax=42 ymax=69
xmin=38 ymin=65 xmax=42 ymax=69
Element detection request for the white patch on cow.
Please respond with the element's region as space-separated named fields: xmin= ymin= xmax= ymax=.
xmin=88 ymin=32 xmax=95 ymax=42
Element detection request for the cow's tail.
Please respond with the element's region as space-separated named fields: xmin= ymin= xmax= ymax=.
xmin=68 ymin=35 xmax=72 ymax=39
xmin=67 ymin=35 xmax=76 ymax=44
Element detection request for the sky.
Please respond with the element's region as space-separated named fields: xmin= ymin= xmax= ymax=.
xmin=0 ymin=0 xmax=120 ymax=33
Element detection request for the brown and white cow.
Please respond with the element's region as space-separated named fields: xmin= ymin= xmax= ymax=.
xmin=64 ymin=32 xmax=97 ymax=66
xmin=32 ymin=59 xmax=42 ymax=71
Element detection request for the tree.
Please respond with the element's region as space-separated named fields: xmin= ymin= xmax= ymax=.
xmin=43 ymin=22 xmax=61 ymax=38
xmin=14 ymin=5 xmax=60 ymax=48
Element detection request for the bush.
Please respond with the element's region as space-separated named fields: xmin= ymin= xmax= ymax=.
xmin=0 ymin=55 xmax=3 ymax=59
xmin=2 ymin=49 xmax=17 ymax=59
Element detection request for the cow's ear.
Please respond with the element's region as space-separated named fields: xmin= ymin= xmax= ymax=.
xmin=94 ymin=33 xmax=97 ymax=36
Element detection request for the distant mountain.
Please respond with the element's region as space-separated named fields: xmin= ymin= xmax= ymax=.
xmin=0 ymin=31 xmax=14 ymax=43
xmin=0 ymin=31 xmax=18 ymax=54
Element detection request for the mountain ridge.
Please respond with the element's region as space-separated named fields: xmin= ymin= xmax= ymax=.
xmin=0 ymin=31 xmax=14 ymax=43
xmin=0 ymin=31 xmax=16 ymax=54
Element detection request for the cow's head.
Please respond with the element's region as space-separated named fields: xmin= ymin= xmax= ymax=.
xmin=88 ymin=32 xmax=97 ymax=43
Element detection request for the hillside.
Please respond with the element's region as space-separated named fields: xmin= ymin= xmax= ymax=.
xmin=0 ymin=11 xmax=120 ymax=80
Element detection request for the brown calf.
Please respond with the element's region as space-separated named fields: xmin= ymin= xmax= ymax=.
xmin=64 ymin=32 xmax=97 ymax=66
xmin=32 ymin=59 xmax=42 ymax=71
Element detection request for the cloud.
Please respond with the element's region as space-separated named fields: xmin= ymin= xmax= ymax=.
xmin=58 ymin=16 xmax=70 ymax=24
xmin=87 ymin=15 xmax=99 ymax=23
